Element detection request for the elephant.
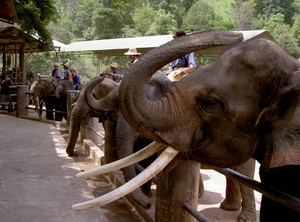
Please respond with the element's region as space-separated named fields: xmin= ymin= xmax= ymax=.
xmin=30 ymin=79 xmax=73 ymax=121
xmin=113 ymin=31 xmax=300 ymax=221
xmin=54 ymin=80 xmax=73 ymax=121
xmin=66 ymin=76 xmax=119 ymax=158
xmin=84 ymin=72 xmax=257 ymax=221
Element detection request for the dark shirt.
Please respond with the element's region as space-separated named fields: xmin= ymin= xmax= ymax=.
xmin=1 ymin=79 xmax=11 ymax=95
xmin=169 ymin=52 xmax=196 ymax=70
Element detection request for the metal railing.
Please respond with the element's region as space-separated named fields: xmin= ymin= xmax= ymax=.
xmin=180 ymin=166 xmax=300 ymax=221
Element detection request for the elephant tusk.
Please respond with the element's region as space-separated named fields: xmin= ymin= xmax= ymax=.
xmin=72 ymin=146 xmax=178 ymax=210
xmin=76 ymin=141 xmax=167 ymax=178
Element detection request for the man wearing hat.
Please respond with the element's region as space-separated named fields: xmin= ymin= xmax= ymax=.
xmin=124 ymin=48 xmax=141 ymax=66
xmin=70 ymin=67 xmax=81 ymax=90
xmin=63 ymin=63 xmax=70 ymax=80
xmin=104 ymin=62 xmax=123 ymax=83
xmin=51 ymin=62 xmax=63 ymax=85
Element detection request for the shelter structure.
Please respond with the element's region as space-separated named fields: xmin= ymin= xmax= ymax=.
xmin=64 ymin=30 xmax=274 ymax=74
xmin=0 ymin=26 xmax=45 ymax=84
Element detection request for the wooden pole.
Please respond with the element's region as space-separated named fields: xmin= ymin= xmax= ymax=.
xmin=155 ymin=159 xmax=200 ymax=222
xmin=16 ymin=85 xmax=29 ymax=117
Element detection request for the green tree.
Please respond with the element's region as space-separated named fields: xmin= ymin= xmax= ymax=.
xmin=254 ymin=0 xmax=295 ymax=25
xmin=146 ymin=9 xmax=177 ymax=35
xmin=233 ymin=0 xmax=255 ymax=30
xmin=90 ymin=7 xmax=125 ymax=39
xmin=183 ymin=1 xmax=216 ymax=32
xmin=263 ymin=13 xmax=300 ymax=57
xmin=133 ymin=6 xmax=157 ymax=35
xmin=15 ymin=0 xmax=59 ymax=50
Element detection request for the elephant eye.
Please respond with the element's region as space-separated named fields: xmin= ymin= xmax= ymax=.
xmin=197 ymin=95 xmax=224 ymax=116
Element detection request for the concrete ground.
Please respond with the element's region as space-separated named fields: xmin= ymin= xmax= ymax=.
xmin=0 ymin=108 xmax=263 ymax=222
xmin=0 ymin=113 xmax=108 ymax=222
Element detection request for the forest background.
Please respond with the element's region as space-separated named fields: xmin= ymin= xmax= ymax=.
xmin=11 ymin=0 xmax=300 ymax=84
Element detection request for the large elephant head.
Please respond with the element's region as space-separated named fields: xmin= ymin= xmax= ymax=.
xmin=118 ymin=30 xmax=300 ymax=170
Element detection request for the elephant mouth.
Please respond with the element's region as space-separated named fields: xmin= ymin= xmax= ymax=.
xmin=71 ymin=142 xmax=178 ymax=210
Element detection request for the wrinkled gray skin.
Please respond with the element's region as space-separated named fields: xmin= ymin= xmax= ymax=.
xmin=66 ymin=76 xmax=119 ymax=158
xmin=85 ymin=72 xmax=257 ymax=221
xmin=55 ymin=80 xmax=73 ymax=121
xmin=119 ymin=30 xmax=300 ymax=221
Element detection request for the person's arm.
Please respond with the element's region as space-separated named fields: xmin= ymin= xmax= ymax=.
xmin=104 ymin=70 xmax=123 ymax=80
xmin=182 ymin=52 xmax=196 ymax=74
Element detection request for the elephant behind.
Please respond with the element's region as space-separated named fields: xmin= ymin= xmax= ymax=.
xmin=31 ymin=80 xmax=73 ymax=121
xmin=54 ymin=80 xmax=73 ymax=121
xmin=66 ymin=76 xmax=119 ymax=158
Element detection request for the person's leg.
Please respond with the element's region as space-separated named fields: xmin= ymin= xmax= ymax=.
xmin=7 ymin=95 xmax=14 ymax=112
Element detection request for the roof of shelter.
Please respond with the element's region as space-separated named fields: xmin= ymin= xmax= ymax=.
xmin=65 ymin=30 xmax=273 ymax=56
xmin=0 ymin=26 xmax=46 ymax=53
xmin=0 ymin=0 xmax=18 ymax=24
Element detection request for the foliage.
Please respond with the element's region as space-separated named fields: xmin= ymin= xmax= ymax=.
xmin=15 ymin=0 xmax=59 ymax=50
xmin=15 ymin=0 xmax=300 ymax=81
xmin=263 ymin=13 xmax=300 ymax=57
xmin=183 ymin=1 xmax=216 ymax=32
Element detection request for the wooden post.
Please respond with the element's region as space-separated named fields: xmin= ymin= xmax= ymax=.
xmin=155 ymin=159 xmax=200 ymax=222
xmin=67 ymin=90 xmax=80 ymax=125
xmin=16 ymin=85 xmax=29 ymax=117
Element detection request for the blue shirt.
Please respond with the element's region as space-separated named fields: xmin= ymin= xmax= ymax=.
xmin=64 ymin=69 xmax=70 ymax=80
xmin=72 ymin=73 xmax=81 ymax=90
xmin=112 ymin=70 xmax=122 ymax=83
xmin=169 ymin=52 xmax=196 ymax=70
xmin=51 ymin=69 xmax=62 ymax=82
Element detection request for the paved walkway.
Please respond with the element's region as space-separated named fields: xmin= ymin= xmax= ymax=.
xmin=0 ymin=114 xmax=108 ymax=222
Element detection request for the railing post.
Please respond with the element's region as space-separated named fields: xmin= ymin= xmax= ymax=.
xmin=67 ymin=90 xmax=80 ymax=125
xmin=16 ymin=85 xmax=29 ymax=117
xmin=155 ymin=159 xmax=200 ymax=222
xmin=80 ymin=117 xmax=99 ymax=146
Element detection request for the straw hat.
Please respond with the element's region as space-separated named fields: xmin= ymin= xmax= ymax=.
xmin=63 ymin=63 xmax=69 ymax=69
xmin=124 ymin=48 xmax=141 ymax=55
xmin=53 ymin=62 xmax=60 ymax=67
xmin=110 ymin=62 xmax=118 ymax=69
xmin=70 ymin=67 xmax=76 ymax=72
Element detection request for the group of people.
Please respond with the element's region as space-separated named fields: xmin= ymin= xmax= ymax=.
xmin=104 ymin=29 xmax=196 ymax=83
xmin=51 ymin=62 xmax=81 ymax=90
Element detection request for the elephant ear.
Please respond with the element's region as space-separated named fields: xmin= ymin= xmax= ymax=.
xmin=254 ymin=70 xmax=300 ymax=170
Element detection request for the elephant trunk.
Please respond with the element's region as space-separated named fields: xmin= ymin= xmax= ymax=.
xmin=119 ymin=30 xmax=243 ymax=148
xmin=84 ymin=76 xmax=119 ymax=112
xmin=66 ymin=104 xmax=82 ymax=156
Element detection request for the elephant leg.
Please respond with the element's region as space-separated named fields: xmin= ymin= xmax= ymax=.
xmin=220 ymin=176 xmax=242 ymax=211
xmin=54 ymin=99 xmax=63 ymax=122
xmin=198 ymin=172 xmax=204 ymax=197
xmin=103 ymin=119 xmax=118 ymax=164
xmin=44 ymin=97 xmax=55 ymax=120
xmin=237 ymin=158 xmax=256 ymax=222
xmin=259 ymin=165 xmax=300 ymax=222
